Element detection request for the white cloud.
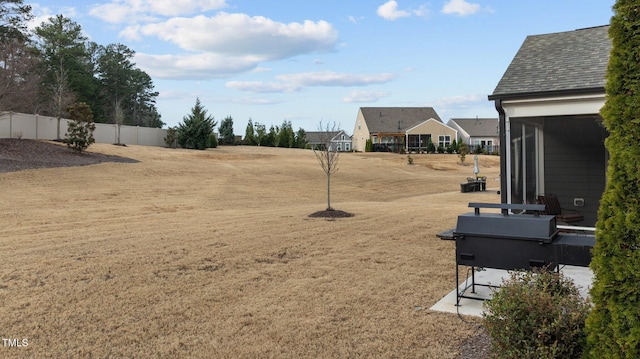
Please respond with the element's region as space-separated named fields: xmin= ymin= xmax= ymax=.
xmin=377 ymin=1 xmax=411 ymax=20
xmin=441 ymin=0 xmax=481 ymax=16
xmin=89 ymin=0 xmax=228 ymax=23
xmin=126 ymin=13 xmax=339 ymax=80
xmin=224 ymin=72 xmax=395 ymax=94
xmin=123 ymin=13 xmax=338 ymax=59
xmin=343 ymin=90 xmax=390 ymax=103
xmin=276 ymin=71 xmax=395 ymax=87
xmin=225 ymin=81 xmax=302 ymax=93
xmin=134 ymin=52 xmax=261 ymax=79
xmin=435 ymin=94 xmax=484 ymax=106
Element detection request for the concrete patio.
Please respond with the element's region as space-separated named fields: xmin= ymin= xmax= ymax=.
xmin=430 ymin=265 xmax=594 ymax=317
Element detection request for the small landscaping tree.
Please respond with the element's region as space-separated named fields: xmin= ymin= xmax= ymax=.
xmin=313 ymin=121 xmax=340 ymax=211
xmin=584 ymin=2 xmax=640 ymax=357
xmin=427 ymin=138 xmax=436 ymax=153
xmin=365 ymin=138 xmax=373 ymax=152
xmin=177 ymin=98 xmax=217 ymax=150
xmin=164 ymin=126 xmax=177 ymax=148
xmin=63 ymin=102 xmax=95 ymax=153
xmin=458 ymin=142 xmax=469 ymax=164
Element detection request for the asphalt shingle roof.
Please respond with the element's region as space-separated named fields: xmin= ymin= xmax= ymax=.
xmin=490 ymin=25 xmax=611 ymax=99
xmin=305 ymin=131 xmax=346 ymax=143
xmin=360 ymin=107 xmax=442 ymax=133
xmin=448 ymin=118 xmax=499 ymax=137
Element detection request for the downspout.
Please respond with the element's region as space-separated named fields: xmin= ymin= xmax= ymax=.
xmin=495 ymin=99 xmax=508 ymax=204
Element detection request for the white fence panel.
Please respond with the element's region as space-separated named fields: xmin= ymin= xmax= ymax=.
xmin=93 ymin=123 xmax=117 ymax=144
xmin=0 ymin=112 xmax=168 ymax=147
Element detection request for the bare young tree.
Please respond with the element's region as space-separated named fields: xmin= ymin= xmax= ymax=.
xmin=114 ymin=98 xmax=124 ymax=145
xmin=49 ymin=67 xmax=75 ymax=140
xmin=313 ymin=121 xmax=341 ymax=211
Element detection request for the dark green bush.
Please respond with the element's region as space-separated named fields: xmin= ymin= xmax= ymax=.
xmin=427 ymin=138 xmax=436 ymax=153
xmin=483 ymin=269 xmax=590 ymax=359
xmin=64 ymin=102 xmax=95 ymax=153
xmin=365 ymin=139 xmax=373 ymax=152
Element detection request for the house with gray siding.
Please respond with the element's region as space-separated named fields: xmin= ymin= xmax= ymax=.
xmin=447 ymin=118 xmax=499 ymax=154
xmin=489 ymin=25 xmax=610 ymax=226
xmin=306 ymin=130 xmax=352 ymax=151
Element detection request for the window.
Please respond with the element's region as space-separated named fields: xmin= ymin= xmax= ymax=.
xmin=438 ymin=135 xmax=451 ymax=147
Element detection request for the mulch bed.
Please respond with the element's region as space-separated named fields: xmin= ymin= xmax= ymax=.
xmin=308 ymin=209 xmax=354 ymax=218
xmin=0 ymin=139 xmax=138 ymax=173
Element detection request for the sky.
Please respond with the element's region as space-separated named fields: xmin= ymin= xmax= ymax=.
xmin=26 ymin=0 xmax=614 ymax=135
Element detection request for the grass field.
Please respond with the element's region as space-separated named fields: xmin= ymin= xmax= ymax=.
xmin=0 ymin=143 xmax=501 ymax=358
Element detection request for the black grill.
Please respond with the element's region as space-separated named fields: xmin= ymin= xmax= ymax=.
xmin=453 ymin=203 xmax=595 ymax=303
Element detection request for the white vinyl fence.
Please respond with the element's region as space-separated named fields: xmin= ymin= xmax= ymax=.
xmin=0 ymin=111 xmax=168 ymax=147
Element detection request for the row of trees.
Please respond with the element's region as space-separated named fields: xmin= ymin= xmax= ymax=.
xmin=0 ymin=0 xmax=162 ymax=136
xmin=243 ymin=119 xmax=307 ymax=148
xmin=169 ymin=98 xmax=309 ymax=150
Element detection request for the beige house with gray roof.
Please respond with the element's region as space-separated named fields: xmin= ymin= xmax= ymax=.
xmin=352 ymin=107 xmax=457 ymax=152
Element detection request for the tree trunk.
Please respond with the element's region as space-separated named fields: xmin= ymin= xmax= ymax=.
xmin=327 ymin=173 xmax=331 ymax=210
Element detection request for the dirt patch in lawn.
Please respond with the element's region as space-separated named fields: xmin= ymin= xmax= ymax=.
xmin=0 ymin=142 xmax=500 ymax=358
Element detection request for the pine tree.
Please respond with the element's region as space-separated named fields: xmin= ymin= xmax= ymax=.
xmin=218 ymin=116 xmax=235 ymax=145
xmin=176 ymin=98 xmax=217 ymax=150
xmin=244 ymin=118 xmax=256 ymax=145
xmin=295 ymin=128 xmax=307 ymax=149
xmin=584 ymin=3 xmax=640 ymax=357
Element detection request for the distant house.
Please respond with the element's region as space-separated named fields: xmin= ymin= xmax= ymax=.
xmin=447 ymin=118 xmax=499 ymax=153
xmin=305 ymin=130 xmax=352 ymax=151
xmin=489 ymin=25 xmax=610 ymax=226
xmin=352 ymin=107 xmax=457 ymax=152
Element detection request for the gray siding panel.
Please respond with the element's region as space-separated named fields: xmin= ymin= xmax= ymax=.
xmin=543 ymin=116 xmax=607 ymax=226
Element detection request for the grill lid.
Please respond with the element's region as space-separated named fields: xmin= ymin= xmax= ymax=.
xmin=454 ymin=203 xmax=558 ymax=243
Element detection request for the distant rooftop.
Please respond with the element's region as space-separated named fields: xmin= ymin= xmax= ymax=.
xmin=360 ymin=107 xmax=442 ymax=133
xmin=448 ymin=118 xmax=499 ymax=137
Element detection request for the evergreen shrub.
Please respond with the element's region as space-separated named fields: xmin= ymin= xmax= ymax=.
xmin=483 ymin=269 xmax=590 ymax=359
xmin=64 ymin=102 xmax=95 ymax=153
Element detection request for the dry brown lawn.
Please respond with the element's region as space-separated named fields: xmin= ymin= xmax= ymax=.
xmin=0 ymin=143 xmax=501 ymax=358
